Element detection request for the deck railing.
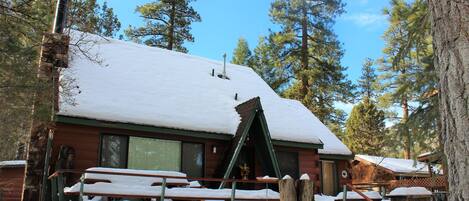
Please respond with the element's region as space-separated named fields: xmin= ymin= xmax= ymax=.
xmin=48 ymin=169 xmax=280 ymax=201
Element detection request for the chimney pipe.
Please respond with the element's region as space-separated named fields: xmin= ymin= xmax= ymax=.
xmin=222 ymin=53 xmax=227 ymax=79
xmin=52 ymin=0 xmax=68 ymax=33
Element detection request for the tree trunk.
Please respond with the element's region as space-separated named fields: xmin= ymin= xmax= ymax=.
xmin=167 ymin=2 xmax=176 ymax=50
xmin=428 ymin=1 xmax=469 ymax=201
xmin=401 ymin=94 xmax=411 ymax=159
xmin=300 ymin=1 xmax=309 ymax=100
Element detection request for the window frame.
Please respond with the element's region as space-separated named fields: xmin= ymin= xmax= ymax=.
xmin=98 ymin=133 xmax=205 ymax=177
xmin=275 ymin=150 xmax=300 ymax=179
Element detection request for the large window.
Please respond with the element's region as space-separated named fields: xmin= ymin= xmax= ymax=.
xmin=128 ymin=137 xmax=181 ymax=171
xmin=276 ymin=151 xmax=299 ymax=179
xmin=99 ymin=134 xmax=204 ymax=177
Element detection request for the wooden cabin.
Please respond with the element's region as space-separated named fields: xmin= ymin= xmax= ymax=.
xmin=352 ymin=155 xmax=431 ymax=186
xmin=15 ymin=31 xmax=354 ymax=198
xmin=0 ymin=161 xmax=25 ymax=201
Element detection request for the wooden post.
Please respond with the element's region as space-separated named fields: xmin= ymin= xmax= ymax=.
xmin=279 ymin=176 xmax=297 ymax=201
xmin=298 ymin=174 xmax=314 ymax=201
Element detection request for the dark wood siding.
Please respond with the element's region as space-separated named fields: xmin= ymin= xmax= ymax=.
xmin=0 ymin=167 xmax=25 ymax=201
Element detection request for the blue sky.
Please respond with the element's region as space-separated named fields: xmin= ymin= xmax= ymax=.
xmin=101 ymin=0 xmax=391 ymax=114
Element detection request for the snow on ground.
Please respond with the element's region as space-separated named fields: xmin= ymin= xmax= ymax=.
xmin=85 ymin=167 xmax=188 ymax=186
xmin=59 ymin=31 xmax=352 ymax=155
xmin=355 ymin=155 xmax=429 ymax=174
xmin=315 ymin=194 xmax=337 ymax=201
xmin=387 ymin=187 xmax=432 ymax=196
xmin=0 ymin=160 xmax=25 ymax=167
xmin=336 ymin=191 xmax=382 ymax=200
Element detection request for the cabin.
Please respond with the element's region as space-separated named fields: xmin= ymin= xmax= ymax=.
xmin=352 ymin=154 xmax=431 ymax=185
xmin=12 ymin=31 xmax=354 ymax=200
xmin=0 ymin=160 xmax=25 ymax=201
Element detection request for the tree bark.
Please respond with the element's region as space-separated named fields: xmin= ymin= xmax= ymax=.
xmin=167 ymin=2 xmax=176 ymax=50
xmin=428 ymin=1 xmax=469 ymax=201
xmin=401 ymin=93 xmax=411 ymax=159
xmin=279 ymin=177 xmax=297 ymax=201
xmin=300 ymin=0 xmax=309 ymax=100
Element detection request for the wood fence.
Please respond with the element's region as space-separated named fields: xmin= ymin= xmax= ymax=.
xmin=388 ymin=176 xmax=448 ymax=191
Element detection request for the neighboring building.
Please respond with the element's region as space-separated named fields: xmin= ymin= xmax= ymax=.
xmin=0 ymin=160 xmax=25 ymax=201
xmin=352 ymin=155 xmax=431 ymax=185
xmin=22 ymin=32 xmax=353 ymax=197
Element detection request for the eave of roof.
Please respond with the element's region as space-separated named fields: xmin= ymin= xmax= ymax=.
xmin=55 ymin=115 xmax=323 ymax=149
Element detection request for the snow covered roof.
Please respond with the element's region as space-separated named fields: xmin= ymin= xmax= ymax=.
xmin=59 ymin=31 xmax=351 ymax=155
xmin=387 ymin=187 xmax=432 ymax=196
xmin=0 ymin=160 xmax=26 ymax=168
xmin=355 ymin=155 xmax=429 ymax=175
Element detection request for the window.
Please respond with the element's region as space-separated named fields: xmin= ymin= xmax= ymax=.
xmin=276 ymin=151 xmax=299 ymax=179
xmin=128 ymin=137 xmax=181 ymax=171
xmin=181 ymin=142 xmax=204 ymax=177
xmin=99 ymin=134 xmax=204 ymax=177
xmin=100 ymin=135 xmax=128 ymax=168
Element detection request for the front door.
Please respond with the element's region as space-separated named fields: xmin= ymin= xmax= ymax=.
xmin=321 ymin=160 xmax=337 ymax=195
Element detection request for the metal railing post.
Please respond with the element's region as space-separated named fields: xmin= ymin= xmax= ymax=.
xmin=231 ymin=181 xmax=237 ymax=201
xmin=57 ymin=173 xmax=65 ymax=201
xmin=79 ymin=174 xmax=85 ymax=201
xmin=160 ymin=177 xmax=167 ymax=201
xmin=343 ymin=185 xmax=347 ymax=201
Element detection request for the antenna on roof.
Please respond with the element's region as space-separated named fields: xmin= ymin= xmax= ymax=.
xmin=222 ymin=53 xmax=227 ymax=79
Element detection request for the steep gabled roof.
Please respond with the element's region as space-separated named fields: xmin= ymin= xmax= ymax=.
xmin=219 ymin=97 xmax=281 ymax=187
xmin=59 ymin=31 xmax=352 ymax=155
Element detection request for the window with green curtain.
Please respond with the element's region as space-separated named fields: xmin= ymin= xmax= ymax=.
xmin=127 ymin=137 xmax=181 ymax=171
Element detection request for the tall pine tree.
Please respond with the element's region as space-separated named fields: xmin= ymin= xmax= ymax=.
xmin=378 ymin=0 xmax=438 ymax=159
xmin=125 ymin=0 xmax=201 ymax=53
xmin=345 ymin=60 xmax=386 ymax=155
xmin=268 ymin=0 xmax=354 ymax=127
xmin=231 ymin=37 xmax=252 ymax=66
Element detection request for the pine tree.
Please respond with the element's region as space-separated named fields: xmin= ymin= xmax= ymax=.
xmin=268 ymin=0 xmax=354 ymax=127
xmin=125 ymin=0 xmax=201 ymax=53
xmin=358 ymin=58 xmax=377 ymax=99
xmin=345 ymin=97 xmax=386 ymax=155
xmin=378 ymin=0 xmax=438 ymax=159
xmin=0 ymin=0 xmax=121 ymax=160
xmin=250 ymin=36 xmax=292 ymax=92
xmin=68 ymin=0 xmax=121 ymax=37
xmin=231 ymin=37 xmax=252 ymax=66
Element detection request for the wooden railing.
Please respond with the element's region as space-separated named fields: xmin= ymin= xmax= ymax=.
xmin=388 ymin=176 xmax=448 ymax=191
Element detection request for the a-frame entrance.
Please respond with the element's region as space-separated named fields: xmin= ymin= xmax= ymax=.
xmin=219 ymin=97 xmax=281 ymax=188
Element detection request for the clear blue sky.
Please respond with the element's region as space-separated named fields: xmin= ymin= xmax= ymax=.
xmin=101 ymin=0 xmax=391 ymax=114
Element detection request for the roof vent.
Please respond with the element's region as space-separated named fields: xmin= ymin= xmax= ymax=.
xmin=235 ymin=93 xmax=238 ymax=100
xmin=217 ymin=53 xmax=229 ymax=80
